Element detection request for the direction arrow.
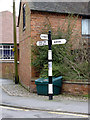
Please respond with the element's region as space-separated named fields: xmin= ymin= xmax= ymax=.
xmin=40 ymin=34 xmax=48 ymax=40
xmin=36 ymin=40 xmax=48 ymax=46
xmin=37 ymin=39 xmax=67 ymax=46
xmin=52 ymin=39 xmax=66 ymax=45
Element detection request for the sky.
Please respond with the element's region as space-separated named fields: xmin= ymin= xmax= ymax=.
xmin=0 ymin=0 xmax=20 ymax=16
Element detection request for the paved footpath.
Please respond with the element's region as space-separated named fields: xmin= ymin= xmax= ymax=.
xmin=0 ymin=78 xmax=89 ymax=115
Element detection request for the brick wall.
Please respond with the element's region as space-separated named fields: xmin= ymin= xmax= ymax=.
xmin=62 ymin=81 xmax=89 ymax=95
xmin=19 ymin=4 xmax=83 ymax=91
xmin=30 ymin=11 xmax=82 ymax=78
xmin=0 ymin=11 xmax=19 ymax=44
xmin=0 ymin=62 xmax=15 ymax=79
xmin=0 ymin=62 xmax=20 ymax=80
xmin=19 ymin=2 xmax=31 ymax=90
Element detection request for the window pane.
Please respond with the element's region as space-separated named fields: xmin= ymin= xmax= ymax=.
xmin=82 ymin=19 xmax=90 ymax=35
xmin=2 ymin=45 xmax=14 ymax=59
xmin=0 ymin=45 xmax=14 ymax=60
xmin=11 ymin=50 xmax=14 ymax=59
xmin=11 ymin=46 xmax=14 ymax=48
xmin=88 ymin=19 xmax=90 ymax=34
xmin=3 ymin=46 xmax=6 ymax=48
xmin=3 ymin=50 xmax=9 ymax=59
xmin=3 ymin=50 xmax=7 ymax=59
xmin=0 ymin=50 xmax=2 ymax=59
xmin=8 ymin=46 xmax=10 ymax=48
xmin=7 ymin=50 xmax=10 ymax=59
xmin=23 ymin=4 xmax=26 ymax=29
xmin=82 ymin=19 xmax=88 ymax=35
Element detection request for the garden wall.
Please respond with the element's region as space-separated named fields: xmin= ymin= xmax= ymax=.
xmin=0 ymin=62 xmax=19 ymax=80
xmin=62 ymin=81 xmax=89 ymax=95
xmin=0 ymin=62 xmax=15 ymax=79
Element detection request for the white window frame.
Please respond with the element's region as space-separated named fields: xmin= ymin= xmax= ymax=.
xmin=0 ymin=45 xmax=14 ymax=60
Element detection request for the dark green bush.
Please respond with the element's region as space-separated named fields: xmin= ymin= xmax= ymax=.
xmin=31 ymin=14 xmax=88 ymax=81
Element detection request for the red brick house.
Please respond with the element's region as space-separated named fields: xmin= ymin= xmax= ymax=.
xmin=0 ymin=11 xmax=19 ymax=79
xmin=18 ymin=2 xmax=90 ymax=94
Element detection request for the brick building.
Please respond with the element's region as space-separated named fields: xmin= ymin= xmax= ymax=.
xmin=18 ymin=2 xmax=90 ymax=94
xmin=0 ymin=11 xmax=19 ymax=79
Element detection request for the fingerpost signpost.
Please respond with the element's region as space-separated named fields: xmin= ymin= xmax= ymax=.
xmin=37 ymin=30 xmax=66 ymax=100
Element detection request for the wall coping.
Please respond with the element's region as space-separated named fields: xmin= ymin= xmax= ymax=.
xmin=63 ymin=81 xmax=90 ymax=85
xmin=31 ymin=78 xmax=90 ymax=85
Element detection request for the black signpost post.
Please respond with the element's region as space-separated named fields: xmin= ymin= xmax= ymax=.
xmin=37 ymin=30 xmax=66 ymax=100
xmin=48 ymin=30 xmax=53 ymax=100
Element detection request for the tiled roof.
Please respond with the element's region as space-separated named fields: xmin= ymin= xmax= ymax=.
xmin=29 ymin=2 xmax=89 ymax=15
xmin=17 ymin=2 xmax=90 ymax=27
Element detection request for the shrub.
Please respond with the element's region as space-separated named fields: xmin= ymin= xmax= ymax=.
xmin=31 ymin=14 xmax=88 ymax=81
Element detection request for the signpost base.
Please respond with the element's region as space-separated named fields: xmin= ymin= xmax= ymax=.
xmin=49 ymin=94 xmax=53 ymax=100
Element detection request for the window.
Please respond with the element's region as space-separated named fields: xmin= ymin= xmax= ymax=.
xmin=0 ymin=45 xmax=14 ymax=60
xmin=82 ymin=19 xmax=90 ymax=35
xmin=23 ymin=4 xmax=26 ymax=30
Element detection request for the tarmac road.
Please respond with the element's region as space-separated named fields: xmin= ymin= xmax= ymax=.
xmin=0 ymin=78 xmax=89 ymax=119
xmin=0 ymin=104 xmax=88 ymax=118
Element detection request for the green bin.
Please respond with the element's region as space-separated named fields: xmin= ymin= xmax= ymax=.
xmin=35 ymin=76 xmax=62 ymax=95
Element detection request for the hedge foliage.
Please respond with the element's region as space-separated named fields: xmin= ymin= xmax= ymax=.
xmin=31 ymin=15 xmax=88 ymax=81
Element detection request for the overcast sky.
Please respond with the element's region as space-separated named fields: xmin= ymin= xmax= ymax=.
xmin=0 ymin=0 xmax=20 ymax=16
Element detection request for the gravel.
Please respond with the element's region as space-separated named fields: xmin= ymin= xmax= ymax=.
xmin=1 ymin=84 xmax=88 ymax=102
